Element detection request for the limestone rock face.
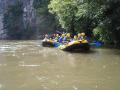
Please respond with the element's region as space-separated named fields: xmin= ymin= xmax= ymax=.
xmin=0 ymin=0 xmax=5 ymax=39
xmin=0 ymin=0 xmax=36 ymax=39
xmin=22 ymin=0 xmax=36 ymax=29
xmin=0 ymin=0 xmax=59 ymax=39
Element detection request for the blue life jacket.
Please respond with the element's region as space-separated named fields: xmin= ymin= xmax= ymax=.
xmin=58 ymin=37 xmax=63 ymax=43
xmin=63 ymin=36 xmax=67 ymax=41
xmin=77 ymin=37 xmax=82 ymax=40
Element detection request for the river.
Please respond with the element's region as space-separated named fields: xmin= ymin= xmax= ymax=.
xmin=0 ymin=40 xmax=120 ymax=90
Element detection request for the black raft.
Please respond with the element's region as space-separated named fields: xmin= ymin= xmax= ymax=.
xmin=42 ymin=41 xmax=54 ymax=47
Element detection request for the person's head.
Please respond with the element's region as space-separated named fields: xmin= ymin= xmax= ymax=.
xmin=45 ymin=34 xmax=48 ymax=38
xmin=56 ymin=34 xmax=59 ymax=37
xmin=53 ymin=34 xmax=56 ymax=37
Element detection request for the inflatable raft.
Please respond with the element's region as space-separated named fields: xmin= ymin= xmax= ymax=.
xmin=42 ymin=40 xmax=60 ymax=47
xmin=59 ymin=40 xmax=90 ymax=51
xmin=42 ymin=40 xmax=54 ymax=47
xmin=42 ymin=40 xmax=90 ymax=51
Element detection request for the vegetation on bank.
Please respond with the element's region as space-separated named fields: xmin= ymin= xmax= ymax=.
xmin=2 ymin=0 xmax=120 ymax=47
xmin=48 ymin=0 xmax=120 ymax=47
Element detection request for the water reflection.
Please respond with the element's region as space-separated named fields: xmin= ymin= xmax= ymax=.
xmin=0 ymin=40 xmax=120 ymax=90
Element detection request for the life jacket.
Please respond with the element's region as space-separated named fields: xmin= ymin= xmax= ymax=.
xmin=77 ymin=37 xmax=82 ymax=40
xmin=63 ymin=36 xmax=67 ymax=41
xmin=67 ymin=37 xmax=71 ymax=42
xmin=58 ymin=37 xmax=63 ymax=43
xmin=55 ymin=36 xmax=60 ymax=42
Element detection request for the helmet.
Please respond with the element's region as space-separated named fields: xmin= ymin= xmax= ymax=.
xmin=74 ymin=35 xmax=77 ymax=39
xmin=78 ymin=33 xmax=81 ymax=37
xmin=67 ymin=33 xmax=70 ymax=37
xmin=62 ymin=34 xmax=65 ymax=37
xmin=81 ymin=33 xmax=85 ymax=36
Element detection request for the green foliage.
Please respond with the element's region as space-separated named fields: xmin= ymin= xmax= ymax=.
xmin=49 ymin=0 xmax=120 ymax=46
xmin=93 ymin=26 xmax=112 ymax=43
xmin=92 ymin=0 xmax=120 ymax=44
xmin=48 ymin=0 xmax=78 ymax=33
xmin=48 ymin=0 xmax=94 ymax=35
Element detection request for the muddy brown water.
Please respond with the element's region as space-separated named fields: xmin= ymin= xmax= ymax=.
xmin=0 ymin=40 xmax=120 ymax=90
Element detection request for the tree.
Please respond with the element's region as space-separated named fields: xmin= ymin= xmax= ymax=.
xmin=91 ymin=0 xmax=120 ymax=45
xmin=48 ymin=0 xmax=96 ymax=36
xmin=49 ymin=0 xmax=120 ymax=46
xmin=48 ymin=0 xmax=78 ymax=34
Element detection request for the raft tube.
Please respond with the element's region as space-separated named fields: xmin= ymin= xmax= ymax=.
xmin=42 ymin=41 xmax=54 ymax=47
xmin=42 ymin=40 xmax=61 ymax=47
xmin=59 ymin=41 xmax=90 ymax=51
xmin=90 ymin=41 xmax=103 ymax=48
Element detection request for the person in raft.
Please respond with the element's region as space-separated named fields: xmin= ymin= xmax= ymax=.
xmin=43 ymin=32 xmax=88 ymax=43
xmin=73 ymin=35 xmax=78 ymax=41
xmin=63 ymin=33 xmax=71 ymax=43
xmin=43 ymin=34 xmax=49 ymax=41
xmin=54 ymin=34 xmax=60 ymax=42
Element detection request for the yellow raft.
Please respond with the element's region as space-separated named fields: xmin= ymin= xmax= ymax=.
xmin=59 ymin=40 xmax=90 ymax=51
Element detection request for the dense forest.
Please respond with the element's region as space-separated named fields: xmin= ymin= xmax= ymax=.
xmin=1 ymin=0 xmax=120 ymax=47
xmin=48 ymin=0 xmax=120 ymax=46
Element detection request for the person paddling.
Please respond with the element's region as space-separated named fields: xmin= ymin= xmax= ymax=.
xmin=54 ymin=34 xmax=60 ymax=42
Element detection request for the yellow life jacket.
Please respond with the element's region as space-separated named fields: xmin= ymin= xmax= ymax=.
xmin=82 ymin=40 xmax=88 ymax=43
xmin=48 ymin=39 xmax=53 ymax=43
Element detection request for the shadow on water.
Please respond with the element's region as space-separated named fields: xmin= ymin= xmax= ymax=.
xmin=64 ymin=49 xmax=97 ymax=54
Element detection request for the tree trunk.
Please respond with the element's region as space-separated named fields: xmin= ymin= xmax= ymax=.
xmin=70 ymin=14 xmax=76 ymax=35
